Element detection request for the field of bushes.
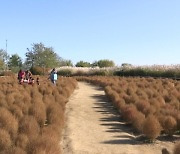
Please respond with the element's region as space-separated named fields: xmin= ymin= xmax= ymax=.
xmin=1 ymin=73 xmax=180 ymax=153
xmin=76 ymin=76 xmax=180 ymax=141
xmin=0 ymin=76 xmax=77 ymax=154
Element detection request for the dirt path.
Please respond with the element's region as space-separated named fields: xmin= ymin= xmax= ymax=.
xmin=61 ymin=82 xmax=174 ymax=154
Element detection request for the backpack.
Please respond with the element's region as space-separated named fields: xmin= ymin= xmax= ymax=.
xmin=53 ymin=73 xmax=58 ymax=80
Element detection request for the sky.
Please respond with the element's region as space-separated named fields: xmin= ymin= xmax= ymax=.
xmin=0 ymin=0 xmax=180 ymax=66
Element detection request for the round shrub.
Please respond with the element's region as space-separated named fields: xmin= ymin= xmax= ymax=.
xmin=0 ymin=107 xmax=19 ymax=139
xmin=15 ymin=134 xmax=29 ymax=150
xmin=19 ymin=116 xmax=40 ymax=141
xmin=163 ymin=116 xmax=177 ymax=136
xmin=28 ymin=101 xmax=46 ymax=127
xmin=121 ymin=105 xmax=138 ymax=123
xmin=27 ymin=135 xmax=61 ymax=154
xmin=143 ymin=115 xmax=161 ymax=141
xmin=132 ymin=111 xmax=145 ymax=133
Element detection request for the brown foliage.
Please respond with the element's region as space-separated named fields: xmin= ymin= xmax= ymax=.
xmin=136 ymin=100 xmax=150 ymax=115
xmin=19 ymin=116 xmax=40 ymax=141
xmin=132 ymin=111 xmax=145 ymax=133
xmin=174 ymin=142 xmax=180 ymax=154
xmin=46 ymin=103 xmax=64 ymax=126
xmin=29 ymin=100 xmax=46 ymax=127
xmin=15 ymin=134 xmax=29 ymax=150
xmin=0 ymin=107 xmax=18 ymax=139
xmin=143 ymin=115 xmax=161 ymax=140
xmin=0 ymin=128 xmax=12 ymax=151
xmin=5 ymin=147 xmax=27 ymax=154
xmin=163 ymin=116 xmax=177 ymax=136
xmin=121 ymin=105 xmax=138 ymax=123
xmin=27 ymin=135 xmax=61 ymax=154
xmin=9 ymin=104 xmax=23 ymax=120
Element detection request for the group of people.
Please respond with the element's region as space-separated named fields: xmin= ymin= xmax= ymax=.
xmin=18 ymin=69 xmax=36 ymax=84
xmin=17 ymin=68 xmax=58 ymax=85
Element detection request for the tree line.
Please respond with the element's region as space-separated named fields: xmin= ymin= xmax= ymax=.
xmin=0 ymin=43 xmax=115 ymax=73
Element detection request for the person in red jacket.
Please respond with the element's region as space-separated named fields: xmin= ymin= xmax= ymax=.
xmin=18 ymin=69 xmax=25 ymax=84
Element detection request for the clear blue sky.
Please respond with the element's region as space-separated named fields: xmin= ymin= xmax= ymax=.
xmin=0 ymin=0 xmax=180 ymax=66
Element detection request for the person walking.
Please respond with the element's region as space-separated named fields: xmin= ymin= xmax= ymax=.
xmin=49 ymin=68 xmax=58 ymax=85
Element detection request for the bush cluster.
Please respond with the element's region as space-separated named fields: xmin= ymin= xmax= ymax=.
xmin=0 ymin=76 xmax=77 ymax=153
xmin=76 ymin=76 xmax=180 ymax=141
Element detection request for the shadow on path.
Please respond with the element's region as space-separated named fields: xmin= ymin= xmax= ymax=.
xmin=91 ymin=93 xmax=180 ymax=145
xmin=91 ymin=94 xmax=144 ymax=145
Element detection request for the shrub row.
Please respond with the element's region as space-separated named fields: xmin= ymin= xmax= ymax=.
xmin=0 ymin=76 xmax=77 ymax=154
xmin=76 ymin=76 xmax=180 ymax=141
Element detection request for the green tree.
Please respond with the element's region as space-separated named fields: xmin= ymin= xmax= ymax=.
xmin=0 ymin=49 xmax=9 ymax=70
xmin=25 ymin=43 xmax=61 ymax=69
xmin=59 ymin=59 xmax=73 ymax=66
xmin=97 ymin=59 xmax=115 ymax=68
xmin=91 ymin=61 xmax=98 ymax=67
xmin=8 ymin=54 xmax=22 ymax=73
xmin=121 ymin=63 xmax=132 ymax=67
xmin=75 ymin=61 xmax=91 ymax=67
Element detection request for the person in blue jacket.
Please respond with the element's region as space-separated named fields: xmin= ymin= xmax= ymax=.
xmin=49 ymin=68 xmax=58 ymax=85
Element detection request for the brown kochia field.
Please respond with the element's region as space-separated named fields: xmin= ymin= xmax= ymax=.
xmin=76 ymin=76 xmax=180 ymax=153
xmin=0 ymin=76 xmax=77 ymax=154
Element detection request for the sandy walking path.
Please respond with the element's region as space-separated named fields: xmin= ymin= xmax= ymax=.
xmin=61 ymin=82 xmax=174 ymax=154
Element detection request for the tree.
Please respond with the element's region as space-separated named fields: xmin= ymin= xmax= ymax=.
xmin=121 ymin=63 xmax=132 ymax=67
xmin=75 ymin=61 xmax=91 ymax=67
xmin=0 ymin=49 xmax=9 ymax=70
xmin=25 ymin=43 xmax=61 ymax=69
xmin=59 ymin=59 xmax=73 ymax=66
xmin=8 ymin=54 xmax=22 ymax=73
xmin=97 ymin=59 xmax=115 ymax=68
xmin=91 ymin=61 xmax=98 ymax=67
